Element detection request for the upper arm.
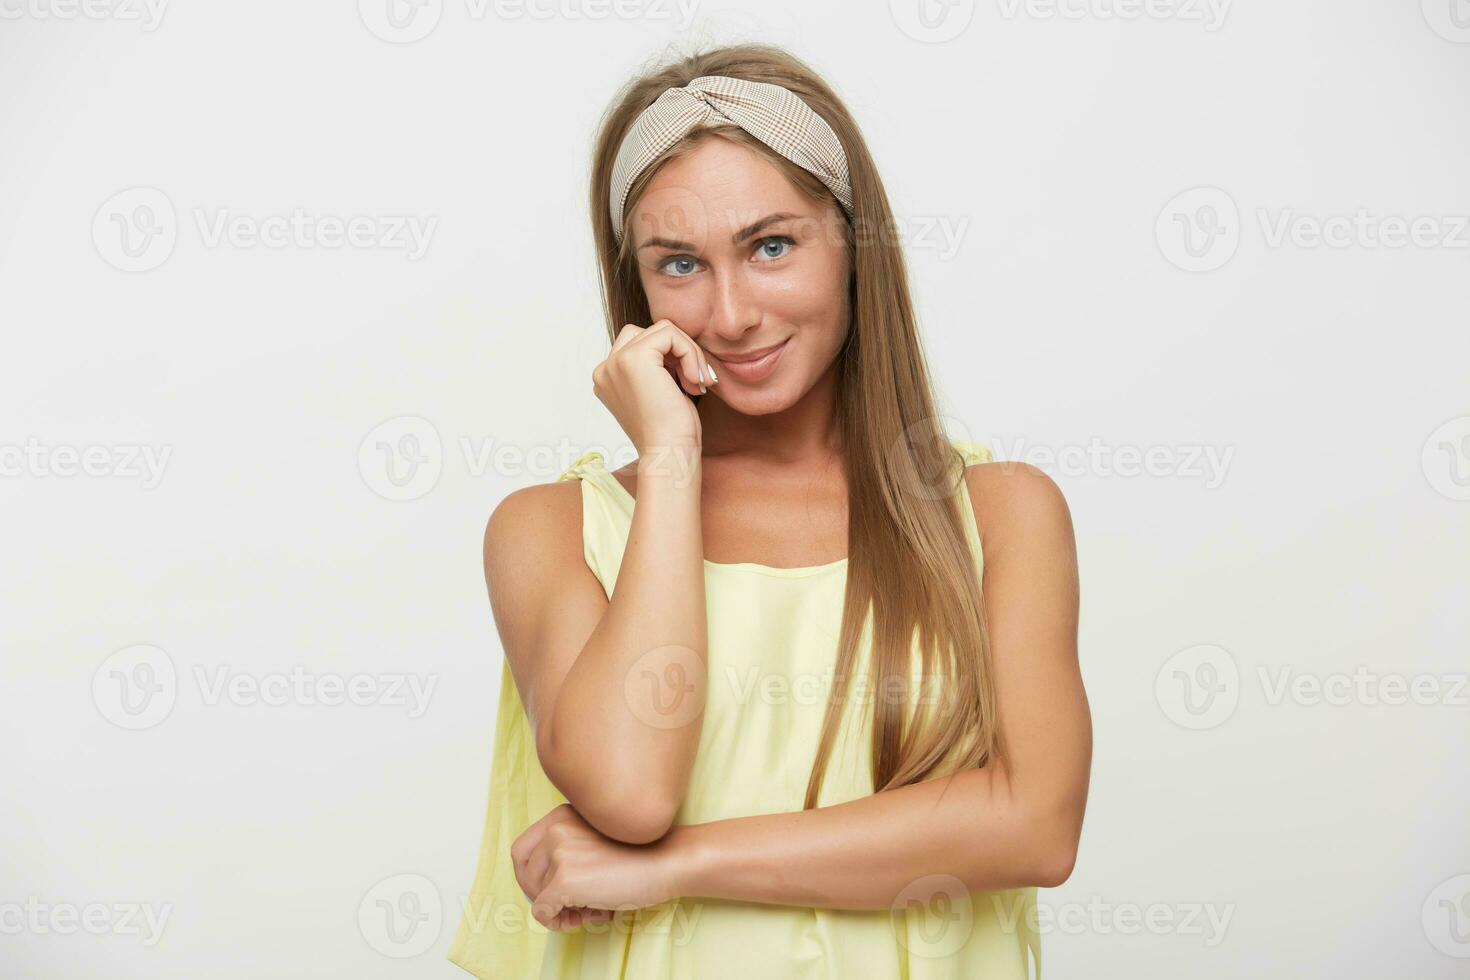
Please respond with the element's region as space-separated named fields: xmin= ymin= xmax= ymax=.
xmin=482 ymin=480 xmax=610 ymax=760
xmin=965 ymin=461 xmax=1090 ymax=878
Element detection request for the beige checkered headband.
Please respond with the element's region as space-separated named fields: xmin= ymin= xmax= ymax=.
xmin=608 ymin=74 xmax=855 ymax=245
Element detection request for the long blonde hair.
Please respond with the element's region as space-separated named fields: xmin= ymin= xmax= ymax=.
xmin=588 ymin=43 xmax=1000 ymax=808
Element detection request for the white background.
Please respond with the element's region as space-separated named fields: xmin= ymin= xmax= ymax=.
xmin=2 ymin=1 xmax=1467 ymax=977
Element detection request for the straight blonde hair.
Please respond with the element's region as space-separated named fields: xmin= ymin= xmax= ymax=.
xmin=588 ymin=43 xmax=1001 ymax=808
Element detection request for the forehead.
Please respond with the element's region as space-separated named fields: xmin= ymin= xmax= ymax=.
xmin=630 ymin=136 xmax=815 ymax=243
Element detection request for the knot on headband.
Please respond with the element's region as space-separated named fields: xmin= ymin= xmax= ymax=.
xmin=608 ymin=74 xmax=855 ymax=244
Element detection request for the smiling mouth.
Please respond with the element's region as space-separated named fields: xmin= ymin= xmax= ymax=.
xmin=712 ymin=340 xmax=787 ymax=363
xmin=709 ymin=338 xmax=789 ymax=382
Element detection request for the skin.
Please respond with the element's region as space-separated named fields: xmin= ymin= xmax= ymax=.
xmin=490 ymin=136 xmax=1091 ymax=932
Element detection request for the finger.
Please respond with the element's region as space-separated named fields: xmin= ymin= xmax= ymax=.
xmin=621 ymin=318 xmax=709 ymax=397
xmin=610 ymin=322 xmax=644 ymax=354
xmin=524 ymin=847 xmax=551 ymax=901
xmin=510 ymin=819 xmax=553 ymax=897
xmin=513 ymin=846 xmax=545 ymax=903
xmin=512 ymin=855 xmax=532 ymax=903
xmin=532 ymin=885 xmax=567 ymax=931
xmin=661 ymin=321 xmax=715 ymax=393
xmin=510 ymin=805 xmax=559 ymax=861
xmin=639 ymin=320 xmax=709 ymax=395
xmin=509 ymin=841 xmax=539 ymax=900
xmin=516 ymin=807 xmax=601 ymax=908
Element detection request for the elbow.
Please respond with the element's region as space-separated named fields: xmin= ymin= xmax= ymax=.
xmin=535 ymin=725 xmax=681 ymax=844
xmin=581 ymin=790 xmax=679 ymax=845
xmin=1032 ymin=838 xmax=1078 ymax=888
xmin=1027 ymin=800 xmax=1083 ymax=888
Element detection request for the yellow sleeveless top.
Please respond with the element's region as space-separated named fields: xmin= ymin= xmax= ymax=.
xmin=448 ymin=438 xmax=1041 ymax=979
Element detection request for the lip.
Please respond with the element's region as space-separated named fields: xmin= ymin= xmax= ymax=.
xmin=710 ymin=339 xmax=788 ymax=382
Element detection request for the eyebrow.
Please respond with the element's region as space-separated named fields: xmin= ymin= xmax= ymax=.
xmin=636 ymin=212 xmax=799 ymax=252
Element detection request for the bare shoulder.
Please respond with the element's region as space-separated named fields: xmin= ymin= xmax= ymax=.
xmin=482 ymin=478 xmax=587 ymax=579
xmin=962 ymin=459 xmax=1077 ymax=566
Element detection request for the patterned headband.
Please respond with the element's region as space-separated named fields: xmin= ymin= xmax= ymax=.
xmin=608 ymin=74 xmax=855 ymax=244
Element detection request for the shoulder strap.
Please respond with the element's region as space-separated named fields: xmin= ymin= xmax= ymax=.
xmin=950 ymin=437 xmax=994 ymax=467
xmin=949 ymin=437 xmax=993 ymax=566
xmin=555 ymin=442 xmax=989 ymax=589
xmin=556 ymin=450 xmax=633 ymax=596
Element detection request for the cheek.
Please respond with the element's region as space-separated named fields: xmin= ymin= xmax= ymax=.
xmin=643 ymin=287 xmax=711 ymax=338
xmin=779 ymin=266 xmax=849 ymax=339
xmin=763 ymin=259 xmax=845 ymax=318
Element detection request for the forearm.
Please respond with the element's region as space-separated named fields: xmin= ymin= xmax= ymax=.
xmin=666 ymin=765 xmax=1074 ymax=909
xmin=544 ymin=444 xmax=707 ymax=835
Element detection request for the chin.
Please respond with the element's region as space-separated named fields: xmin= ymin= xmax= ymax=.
xmin=707 ymin=379 xmax=802 ymax=416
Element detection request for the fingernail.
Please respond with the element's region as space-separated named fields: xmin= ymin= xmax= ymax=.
xmin=706 ymin=363 xmax=718 ymax=384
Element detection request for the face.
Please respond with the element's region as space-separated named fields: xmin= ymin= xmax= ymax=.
xmin=628 ymin=136 xmax=851 ymax=415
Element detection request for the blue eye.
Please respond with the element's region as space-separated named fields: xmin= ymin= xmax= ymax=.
xmin=657 ymin=236 xmax=795 ymax=278
xmin=756 ymin=236 xmax=793 ymax=261
xmin=661 ymin=256 xmax=699 ymax=278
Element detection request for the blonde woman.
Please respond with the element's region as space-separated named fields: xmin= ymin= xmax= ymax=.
xmin=450 ymin=43 xmax=1091 ymax=980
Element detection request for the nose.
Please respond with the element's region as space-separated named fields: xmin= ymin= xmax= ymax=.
xmin=704 ymin=262 xmax=761 ymax=343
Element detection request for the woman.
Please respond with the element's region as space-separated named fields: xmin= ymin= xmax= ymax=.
xmin=449 ymin=43 xmax=1090 ymax=979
